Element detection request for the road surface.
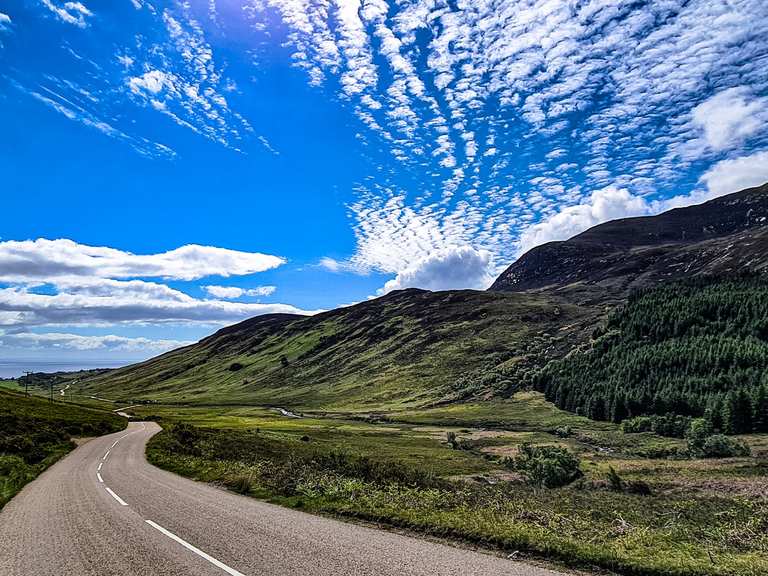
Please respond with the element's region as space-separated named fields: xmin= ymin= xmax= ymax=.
xmin=0 ymin=422 xmax=569 ymax=576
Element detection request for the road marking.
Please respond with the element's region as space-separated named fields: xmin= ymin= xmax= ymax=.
xmin=97 ymin=473 xmax=103 ymax=483
xmin=97 ymin=462 xmax=103 ymax=471
xmin=111 ymin=440 xmax=120 ymax=448
xmin=145 ymin=520 xmax=246 ymax=576
xmin=105 ymin=487 xmax=128 ymax=506
xmin=103 ymin=450 xmax=110 ymax=461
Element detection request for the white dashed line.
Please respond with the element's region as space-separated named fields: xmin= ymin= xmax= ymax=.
xmin=102 ymin=450 xmax=110 ymax=461
xmin=105 ymin=487 xmax=128 ymax=506
xmin=97 ymin=473 xmax=103 ymax=483
xmin=97 ymin=462 xmax=102 ymax=471
xmin=145 ymin=520 xmax=246 ymax=576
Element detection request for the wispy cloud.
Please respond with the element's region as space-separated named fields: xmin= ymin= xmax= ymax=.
xmin=40 ymin=0 xmax=92 ymax=28
xmin=202 ymin=285 xmax=277 ymax=299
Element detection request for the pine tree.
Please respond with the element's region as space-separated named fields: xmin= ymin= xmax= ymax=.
xmin=753 ymin=384 xmax=768 ymax=433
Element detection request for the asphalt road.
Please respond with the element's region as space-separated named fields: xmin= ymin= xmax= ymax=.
xmin=0 ymin=422 xmax=569 ymax=576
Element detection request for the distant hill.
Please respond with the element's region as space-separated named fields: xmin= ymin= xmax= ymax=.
xmin=81 ymin=289 xmax=596 ymax=409
xmin=83 ymin=183 xmax=768 ymax=410
xmin=490 ymin=183 xmax=768 ymax=299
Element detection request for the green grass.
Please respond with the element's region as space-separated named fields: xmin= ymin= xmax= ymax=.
xmin=147 ymin=418 xmax=768 ymax=576
xmin=0 ymin=389 xmax=126 ymax=509
xmin=80 ymin=289 xmax=601 ymax=410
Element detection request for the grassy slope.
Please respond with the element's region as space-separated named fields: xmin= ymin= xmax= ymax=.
xmin=83 ymin=289 xmax=598 ymax=409
xmin=0 ymin=389 xmax=125 ymax=508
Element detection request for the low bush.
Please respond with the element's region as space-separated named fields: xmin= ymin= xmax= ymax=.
xmin=621 ymin=414 xmax=691 ymax=438
xmin=700 ymin=435 xmax=751 ymax=458
xmin=686 ymin=418 xmax=751 ymax=458
xmin=511 ymin=443 xmax=583 ymax=488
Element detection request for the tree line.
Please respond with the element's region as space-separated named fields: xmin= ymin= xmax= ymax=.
xmin=535 ymin=275 xmax=768 ymax=434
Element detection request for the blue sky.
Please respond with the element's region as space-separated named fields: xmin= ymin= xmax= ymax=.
xmin=1 ymin=0 xmax=767 ymax=364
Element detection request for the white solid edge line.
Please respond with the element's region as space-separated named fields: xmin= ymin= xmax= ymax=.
xmin=97 ymin=473 xmax=103 ymax=483
xmin=145 ymin=520 xmax=246 ymax=576
xmin=105 ymin=486 xmax=128 ymax=506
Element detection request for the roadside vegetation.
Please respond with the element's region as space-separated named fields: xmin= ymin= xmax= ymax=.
xmin=141 ymin=394 xmax=768 ymax=576
xmin=0 ymin=389 xmax=125 ymax=509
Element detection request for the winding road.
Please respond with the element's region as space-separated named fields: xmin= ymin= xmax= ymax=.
xmin=0 ymin=422 xmax=568 ymax=576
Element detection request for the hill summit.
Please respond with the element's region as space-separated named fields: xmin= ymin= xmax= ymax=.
xmin=490 ymin=183 xmax=768 ymax=297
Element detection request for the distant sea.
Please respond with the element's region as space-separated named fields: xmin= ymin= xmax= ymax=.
xmin=0 ymin=361 xmax=132 ymax=379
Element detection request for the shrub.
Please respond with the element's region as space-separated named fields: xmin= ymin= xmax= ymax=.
xmin=626 ymin=480 xmax=652 ymax=496
xmin=228 ymin=362 xmax=244 ymax=372
xmin=446 ymin=431 xmax=458 ymax=449
xmin=227 ymin=474 xmax=253 ymax=494
xmin=513 ymin=443 xmax=583 ymax=488
xmin=553 ymin=426 xmax=572 ymax=438
xmin=622 ymin=414 xmax=691 ymax=438
xmin=700 ymin=435 xmax=751 ymax=458
xmin=686 ymin=417 xmax=713 ymax=454
xmin=606 ymin=466 xmax=623 ymax=491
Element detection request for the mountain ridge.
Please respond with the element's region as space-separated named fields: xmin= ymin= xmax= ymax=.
xmin=490 ymin=183 xmax=768 ymax=297
xmin=81 ymin=183 xmax=768 ymax=409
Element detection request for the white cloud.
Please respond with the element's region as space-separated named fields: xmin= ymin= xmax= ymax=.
xmin=379 ymin=246 xmax=495 ymax=294
xmin=517 ymin=187 xmax=651 ymax=254
xmin=517 ymin=165 xmax=768 ymax=255
xmin=202 ymin=285 xmax=276 ymax=299
xmin=245 ymin=0 xmax=768 ymax=278
xmin=0 ymin=12 xmax=10 ymax=31
xmin=700 ymin=151 xmax=768 ymax=198
xmin=40 ymin=0 xmax=92 ymax=28
xmin=692 ymin=87 xmax=768 ymax=152
xmin=0 ymin=281 xmax=318 ymax=328
xmin=0 ymin=239 xmax=285 ymax=283
xmin=0 ymin=240 xmax=305 ymax=334
xmin=0 ymin=331 xmax=193 ymax=353
xmin=128 ymin=70 xmax=173 ymax=95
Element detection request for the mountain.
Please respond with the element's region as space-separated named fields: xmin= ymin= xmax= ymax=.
xmin=490 ymin=183 xmax=768 ymax=299
xmin=83 ymin=183 xmax=768 ymax=410
xmin=82 ymin=289 xmax=597 ymax=409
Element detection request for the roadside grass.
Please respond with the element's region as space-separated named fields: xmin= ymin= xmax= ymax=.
xmin=0 ymin=389 xmax=125 ymax=509
xmin=147 ymin=422 xmax=768 ymax=576
xmin=137 ymin=393 xmax=768 ymax=575
xmin=0 ymin=379 xmax=20 ymax=390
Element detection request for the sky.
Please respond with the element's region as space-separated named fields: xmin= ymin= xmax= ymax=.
xmin=1 ymin=0 xmax=768 ymax=366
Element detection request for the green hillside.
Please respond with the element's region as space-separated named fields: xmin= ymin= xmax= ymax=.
xmin=537 ymin=275 xmax=768 ymax=432
xmin=0 ymin=389 xmax=125 ymax=508
xmin=82 ymin=289 xmax=598 ymax=409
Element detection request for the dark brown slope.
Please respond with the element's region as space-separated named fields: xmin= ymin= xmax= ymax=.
xmin=490 ymin=183 xmax=768 ymax=297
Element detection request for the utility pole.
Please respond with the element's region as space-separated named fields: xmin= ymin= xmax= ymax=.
xmin=23 ymin=371 xmax=32 ymax=397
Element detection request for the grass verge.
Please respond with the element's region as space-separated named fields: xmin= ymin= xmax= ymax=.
xmin=147 ymin=422 xmax=768 ymax=576
xmin=0 ymin=389 xmax=126 ymax=509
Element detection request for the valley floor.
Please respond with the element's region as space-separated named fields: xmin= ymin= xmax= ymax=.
xmin=105 ymin=392 xmax=768 ymax=576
